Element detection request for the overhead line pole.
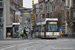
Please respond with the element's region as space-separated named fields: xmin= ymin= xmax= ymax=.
xmin=32 ymin=0 xmax=35 ymax=38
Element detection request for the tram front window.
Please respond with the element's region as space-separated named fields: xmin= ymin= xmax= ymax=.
xmin=46 ymin=22 xmax=58 ymax=32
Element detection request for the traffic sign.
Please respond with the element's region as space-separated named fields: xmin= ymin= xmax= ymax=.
xmin=59 ymin=27 xmax=62 ymax=32
xmin=1 ymin=19 xmax=4 ymax=24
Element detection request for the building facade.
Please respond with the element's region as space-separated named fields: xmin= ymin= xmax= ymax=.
xmin=10 ymin=0 xmax=23 ymax=23
xmin=0 ymin=0 xmax=10 ymax=39
xmin=9 ymin=0 xmax=23 ymax=38
xmin=65 ymin=0 xmax=75 ymax=36
xmin=0 ymin=0 xmax=23 ymax=39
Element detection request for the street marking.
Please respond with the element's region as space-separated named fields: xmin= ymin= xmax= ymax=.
xmin=24 ymin=48 xmax=27 ymax=50
xmin=18 ymin=42 xmax=34 ymax=46
xmin=18 ymin=41 xmax=45 ymax=47
xmin=18 ymin=41 xmax=42 ymax=46
xmin=32 ymin=49 xmax=37 ymax=50
xmin=19 ymin=48 xmax=27 ymax=50
xmin=0 ymin=45 xmax=16 ymax=50
xmin=0 ymin=41 xmax=45 ymax=50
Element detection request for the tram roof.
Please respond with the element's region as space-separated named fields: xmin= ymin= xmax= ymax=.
xmin=36 ymin=18 xmax=58 ymax=25
xmin=35 ymin=18 xmax=58 ymax=23
xmin=45 ymin=18 xmax=58 ymax=21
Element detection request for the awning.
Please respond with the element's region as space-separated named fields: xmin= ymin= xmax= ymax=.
xmin=6 ymin=25 xmax=12 ymax=27
xmin=14 ymin=2 xmax=18 ymax=4
xmin=12 ymin=23 xmax=20 ymax=25
xmin=19 ymin=5 xmax=23 ymax=7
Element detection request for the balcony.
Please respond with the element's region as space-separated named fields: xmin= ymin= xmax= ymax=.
xmin=0 ymin=1 xmax=3 ymax=8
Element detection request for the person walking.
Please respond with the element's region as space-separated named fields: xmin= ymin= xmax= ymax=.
xmin=31 ymin=29 xmax=34 ymax=38
xmin=21 ymin=29 xmax=24 ymax=39
xmin=24 ymin=27 xmax=27 ymax=38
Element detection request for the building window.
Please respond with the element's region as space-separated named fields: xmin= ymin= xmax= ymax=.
xmin=36 ymin=14 xmax=38 ymax=20
xmin=0 ymin=10 xmax=2 ymax=22
xmin=0 ymin=0 xmax=3 ymax=7
xmin=73 ymin=0 xmax=75 ymax=4
xmin=14 ymin=0 xmax=17 ymax=2
xmin=0 ymin=2 xmax=2 ymax=6
xmin=73 ymin=11 xmax=75 ymax=17
xmin=0 ymin=10 xmax=2 ymax=17
xmin=51 ymin=0 xmax=53 ymax=2
xmin=68 ymin=0 xmax=70 ymax=6
xmin=40 ymin=5 xmax=42 ymax=10
xmin=62 ymin=0 xmax=65 ymax=2
xmin=46 ymin=6 xmax=47 ymax=11
xmin=57 ymin=0 xmax=58 ymax=1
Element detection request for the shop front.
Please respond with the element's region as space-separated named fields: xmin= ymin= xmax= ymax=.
xmin=6 ymin=25 xmax=13 ymax=38
xmin=12 ymin=23 xmax=20 ymax=38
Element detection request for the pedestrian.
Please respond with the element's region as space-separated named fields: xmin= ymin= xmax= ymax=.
xmin=21 ymin=29 xmax=24 ymax=39
xmin=24 ymin=27 xmax=27 ymax=38
xmin=31 ymin=29 xmax=34 ymax=38
xmin=27 ymin=28 xmax=30 ymax=39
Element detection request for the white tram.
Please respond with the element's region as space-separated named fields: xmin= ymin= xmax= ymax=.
xmin=35 ymin=18 xmax=61 ymax=38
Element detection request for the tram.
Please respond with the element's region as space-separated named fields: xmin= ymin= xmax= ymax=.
xmin=35 ymin=18 xmax=61 ymax=38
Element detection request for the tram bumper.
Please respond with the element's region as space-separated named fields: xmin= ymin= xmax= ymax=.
xmin=46 ymin=32 xmax=60 ymax=38
xmin=46 ymin=35 xmax=59 ymax=38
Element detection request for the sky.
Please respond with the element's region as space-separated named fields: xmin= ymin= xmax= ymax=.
xmin=23 ymin=0 xmax=38 ymax=8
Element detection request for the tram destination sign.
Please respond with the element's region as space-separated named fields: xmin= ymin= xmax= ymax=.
xmin=49 ymin=22 xmax=57 ymax=24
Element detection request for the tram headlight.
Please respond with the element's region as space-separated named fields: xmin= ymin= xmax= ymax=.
xmin=46 ymin=33 xmax=50 ymax=35
xmin=57 ymin=33 xmax=59 ymax=35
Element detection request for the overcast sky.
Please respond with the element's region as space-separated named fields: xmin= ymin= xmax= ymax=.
xmin=23 ymin=0 xmax=38 ymax=8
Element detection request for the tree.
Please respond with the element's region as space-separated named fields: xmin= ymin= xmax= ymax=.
xmin=53 ymin=6 xmax=65 ymax=27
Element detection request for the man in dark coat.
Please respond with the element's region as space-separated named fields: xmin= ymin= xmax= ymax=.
xmin=24 ymin=28 xmax=27 ymax=38
xmin=31 ymin=29 xmax=34 ymax=38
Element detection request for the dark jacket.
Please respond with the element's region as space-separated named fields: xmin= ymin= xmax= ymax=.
xmin=24 ymin=29 xmax=27 ymax=36
xmin=31 ymin=30 xmax=34 ymax=35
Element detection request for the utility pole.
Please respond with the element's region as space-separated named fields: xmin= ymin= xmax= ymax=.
xmin=32 ymin=0 xmax=35 ymax=38
xmin=32 ymin=0 xmax=34 ymax=30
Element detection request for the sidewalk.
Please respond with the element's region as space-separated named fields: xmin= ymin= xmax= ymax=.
xmin=0 ymin=37 xmax=23 ymax=41
xmin=0 ymin=37 xmax=36 ymax=41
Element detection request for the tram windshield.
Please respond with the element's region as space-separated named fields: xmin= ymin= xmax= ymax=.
xmin=46 ymin=22 xmax=59 ymax=32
